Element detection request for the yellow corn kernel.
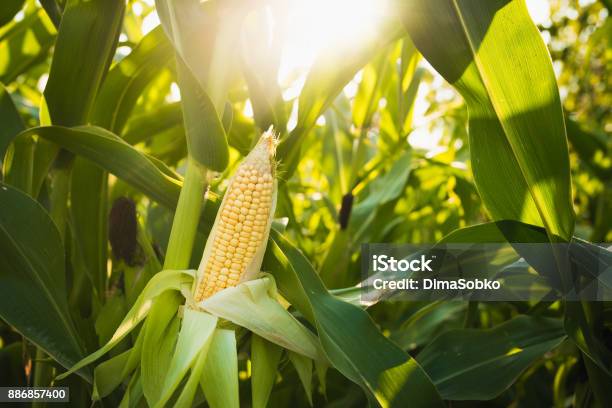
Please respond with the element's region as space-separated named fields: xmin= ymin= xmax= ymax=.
xmin=194 ymin=130 xmax=277 ymax=302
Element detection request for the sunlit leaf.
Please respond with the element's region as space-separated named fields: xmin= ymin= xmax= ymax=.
xmin=44 ymin=0 xmax=125 ymax=126
xmin=0 ymin=0 xmax=24 ymax=27
xmin=278 ymin=19 xmax=403 ymax=174
xmin=399 ymin=0 xmax=574 ymax=241
xmin=0 ymin=9 xmax=56 ymax=83
xmin=156 ymin=307 xmax=217 ymax=407
xmin=199 ymin=277 xmax=324 ymax=361
xmin=57 ymin=269 xmax=195 ymax=379
xmin=264 ymin=230 xmax=444 ymax=407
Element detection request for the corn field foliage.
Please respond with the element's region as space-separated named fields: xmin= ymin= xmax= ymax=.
xmin=0 ymin=0 xmax=611 ymax=407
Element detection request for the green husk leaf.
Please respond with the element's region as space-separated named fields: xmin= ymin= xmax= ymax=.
xmin=198 ymin=276 xmax=324 ymax=361
xmin=57 ymin=269 xmax=195 ymax=380
xmin=155 ymin=307 xmax=217 ymax=407
xmin=142 ymin=293 xmax=182 ymax=405
xmin=92 ymin=328 xmax=144 ymax=400
xmin=315 ymin=361 xmax=328 ymax=397
xmin=119 ymin=369 xmax=144 ymax=408
xmin=92 ymin=349 xmax=130 ymax=400
xmin=288 ymin=351 xmax=313 ymax=406
xmin=173 ymin=343 xmax=209 ymax=408
xmin=251 ymin=334 xmax=283 ymax=408
xmin=200 ymin=329 xmax=239 ymax=408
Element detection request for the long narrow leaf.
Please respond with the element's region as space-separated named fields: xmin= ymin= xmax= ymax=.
xmin=264 ymin=230 xmax=444 ymax=407
xmin=399 ymin=0 xmax=574 ymax=241
xmin=0 ymin=184 xmax=85 ymax=377
xmin=44 ymin=0 xmax=124 ymax=126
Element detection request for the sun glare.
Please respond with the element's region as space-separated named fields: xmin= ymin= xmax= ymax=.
xmin=278 ymin=0 xmax=388 ymax=82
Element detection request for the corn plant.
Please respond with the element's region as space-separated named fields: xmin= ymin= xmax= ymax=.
xmin=0 ymin=0 xmax=610 ymax=407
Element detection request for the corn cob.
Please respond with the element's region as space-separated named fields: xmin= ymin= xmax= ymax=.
xmin=194 ymin=130 xmax=277 ymax=301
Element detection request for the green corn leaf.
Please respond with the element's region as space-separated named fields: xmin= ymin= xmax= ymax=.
xmin=200 ymin=329 xmax=239 ymax=408
xmin=70 ymin=158 xmax=108 ymax=302
xmin=39 ymin=0 xmax=61 ymax=27
xmin=44 ymin=0 xmax=125 ymax=126
xmin=92 ymin=326 xmax=143 ymax=399
xmin=57 ymin=269 xmax=195 ymax=380
xmin=288 ymin=351 xmax=313 ymax=406
xmin=251 ymin=334 xmax=283 ymax=408
xmin=94 ymin=293 xmax=126 ymax=346
xmin=141 ymin=292 xmax=182 ymax=404
xmin=119 ymin=369 xmax=145 ymax=408
xmin=390 ymin=302 xmax=466 ymax=351
xmin=176 ymin=58 xmax=229 ymax=171
xmin=382 ymin=39 xmax=421 ymax=141
xmin=278 ymin=19 xmax=403 ymax=175
xmin=564 ymin=302 xmax=612 ymax=381
xmin=155 ymin=0 xmax=246 ymax=171
xmin=92 ymin=25 xmax=173 ymax=133
xmin=155 ymin=0 xmax=244 ymax=111
xmin=30 ymin=97 xmax=58 ymax=196
xmin=399 ymin=0 xmax=574 ymax=241
xmin=173 ymin=342 xmax=209 ymax=408
xmin=0 ymin=83 xmax=32 ymax=195
xmin=264 ymin=230 xmax=444 ymax=407
xmin=18 ymin=125 xmax=181 ymax=208
xmin=92 ymin=348 xmax=131 ymax=400
xmin=352 ymin=48 xmax=393 ymax=130
xmin=0 ymin=8 xmax=56 ymax=84
xmin=75 ymin=25 xmax=173 ymax=305
xmin=352 ymin=150 xmax=413 ymax=233
xmin=315 ymin=361 xmax=328 ymax=397
xmin=0 ymin=183 xmax=86 ymax=378
xmin=0 ymin=83 xmax=24 ymax=166
xmin=123 ymin=102 xmax=182 ymax=145
xmin=16 ymin=125 xmax=221 ymax=237
xmin=2 ymin=133 xmax=34 ymax=194
xmin=199 ymin=276 xmax=324 ymax=361
xmin=416 ymin=315 xmax=566 ymax=400
xmin=241 ymin=8 xmax=286 ymax=132
xmin=155 ymin=307 xmax=217 ymax=407
xmin=0 ymin=0 xmax=24 ymax=27
xmin=34 ymin=0 xmax=123 ymax=311
xmin=441 ymin=220 xmax=612 ymax=381
xmin=565 ymin=118 xmax=610 ymax=181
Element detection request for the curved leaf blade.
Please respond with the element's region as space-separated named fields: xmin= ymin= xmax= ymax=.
xmin=0 ymin=183 xmax=85 ymax=377
xmin=264 ymin=230 xmax=444 ymax=407
xmin=278 ymin=19 xmax=403 ymax=174
xmin=416 ymin=316 xmax=566 ymax=400
xmin=0 ymin=9 xmax=56 ymax=84
xmin=17 ymin=125 xmax=182 ymax=209
xmin=0 ymin=82 xmax=25 ymax=167
xmin=399 ymin=0 xmax=574 ymax=241
xmin=44 ymin=0 xmax=125 ymax=126
xmin=200 ymin=329 xmax=239 ymax=408
xmin=92 ymin=25 xmax=173 ymax=133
